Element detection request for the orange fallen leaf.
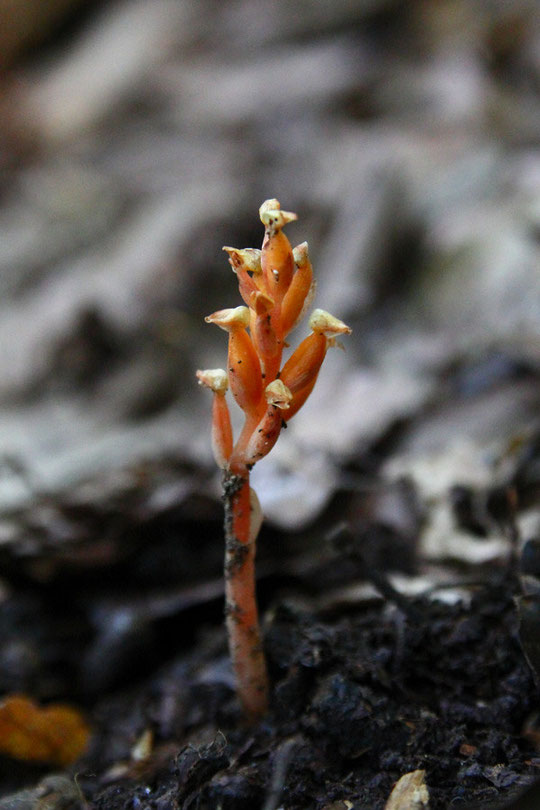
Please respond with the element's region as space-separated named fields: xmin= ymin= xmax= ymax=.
xmin=0 ymin=694 xmax=90 ymax=766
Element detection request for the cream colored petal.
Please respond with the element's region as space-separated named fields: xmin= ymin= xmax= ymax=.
xmin=196 ymin=368 xmax=228 ymax=393
xmin=204 ymin=306 xmax=250 ymax=330
xmin=309 ymin=308 xmax=352 ymax=338
xmin=265 ymin=379 xmax=293 ymax=409
xmin=222 ymin=246 xmax=262 ymax=274
xmin=259 ymin=198 xmax=297 ymax=229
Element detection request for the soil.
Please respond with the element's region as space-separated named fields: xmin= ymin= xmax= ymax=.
xmin=1 ymin=467 xmax=539 ymax=810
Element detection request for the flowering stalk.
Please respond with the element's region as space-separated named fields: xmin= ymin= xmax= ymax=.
xmin=197 ymin=200 xmax=351 ymax=721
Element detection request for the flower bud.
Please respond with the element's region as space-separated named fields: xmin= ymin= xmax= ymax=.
xmin=260 ymin=199 xmax=296 ymax=304
xmin=280 ymin=311 xmax=351 ymax=421
xmin=281 ymin=241 xmax=315 ymax=337
xmin=196 ymin=369 xmax=233 ymax=468
xmin=204 ymin=307 xmax=263 ymax=414
xmin=223 ymin=247 xmax=263 ymax=304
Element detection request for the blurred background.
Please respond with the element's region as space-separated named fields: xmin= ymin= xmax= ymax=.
xmin=0 ymin=0 xmax=539 ymax=543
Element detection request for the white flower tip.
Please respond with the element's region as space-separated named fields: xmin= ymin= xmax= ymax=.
xmin=204 ymin=306 xmax=250 ymax=330
xmin=293 ymin=241 xmax=309 ymax=265
xmin=309 ymin=309 xmax=352 ymax=338
xmin=265 ymin=379 xmax=293 ymax=409
xmin=222 ymin=246 xmax=262 ymax=274
xmin=259 ymin=198 xmax=297 ymax=229
xmin=259 ymin=198 xmax=280 ymax=217
xmin=196 ymin=368 xmax=228 ymax=393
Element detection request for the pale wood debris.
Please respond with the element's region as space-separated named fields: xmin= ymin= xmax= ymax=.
xmin=385 ymin=769 xmax=429 ymax=810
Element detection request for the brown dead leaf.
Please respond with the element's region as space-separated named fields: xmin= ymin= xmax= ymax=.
xmin=0 ymin=694 xmax=90 ymax=766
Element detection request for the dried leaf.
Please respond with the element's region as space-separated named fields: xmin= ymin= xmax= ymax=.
xmin=0 ymin=694 xmax=90 ymax=766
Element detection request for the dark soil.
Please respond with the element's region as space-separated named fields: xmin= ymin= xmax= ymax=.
xmin=80 ymin=576 xmax=540 ymax=809
xmin=1 ymin=471 xmax=539 ymax=809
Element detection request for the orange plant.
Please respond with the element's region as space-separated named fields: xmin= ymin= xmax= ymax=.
xmin=197 ymin=199 xmax=351 ymax=721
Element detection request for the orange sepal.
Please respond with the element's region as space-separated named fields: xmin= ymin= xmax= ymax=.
xmin=261 ymin=230 xmax=294 ymax=304
xmin=279 ymin=332 xmax=326 ymax=394
xmin=281 ymin=242 xmax=314 ymax=337
xmin=250 ymin=290 xmax=280 ymax=366
xmin=228 ymin=327 xmax=263 ymax=414
xmin=244 ymin=406 xmax=284 ymax=466
xmin=259 ymin=200 xmax=297 ymax=304
xmin=283 ymin=375 xmax=318 ymax=421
